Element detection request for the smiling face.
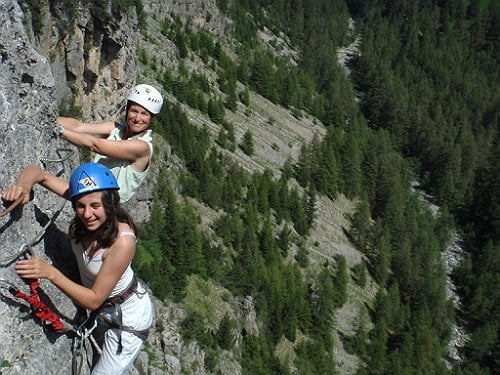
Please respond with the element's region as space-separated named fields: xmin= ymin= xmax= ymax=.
xmin=74 ymin=191 xmax=107 ymax=231
xmin=126 ymin=103 xmax=152 ymax=134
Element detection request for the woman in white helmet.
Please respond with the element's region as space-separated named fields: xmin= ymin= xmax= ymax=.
xmin=57 ymin=84 xmax=163 ymax=203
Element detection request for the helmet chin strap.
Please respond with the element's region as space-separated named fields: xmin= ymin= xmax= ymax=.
xmin=112 ymin=99 xmax=127 ymax=122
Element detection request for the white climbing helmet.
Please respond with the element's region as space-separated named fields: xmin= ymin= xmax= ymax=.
xmin=127 ymin=84 xmax=163 ymax=115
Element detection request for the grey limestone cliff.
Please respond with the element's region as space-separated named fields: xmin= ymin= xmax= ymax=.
xmin=0 ymin=0 xmax=79 ymax=373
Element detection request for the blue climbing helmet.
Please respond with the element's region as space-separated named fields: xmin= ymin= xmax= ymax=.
xmin=69 ymin=163 xmax=119 ymax=199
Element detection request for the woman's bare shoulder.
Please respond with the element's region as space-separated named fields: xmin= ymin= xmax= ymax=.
xmin=117 ymin=221 xmax=135 ymax=234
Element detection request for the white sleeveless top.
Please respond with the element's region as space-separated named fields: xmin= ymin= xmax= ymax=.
xmin=71 ymin=231 xmax=136 ymax=298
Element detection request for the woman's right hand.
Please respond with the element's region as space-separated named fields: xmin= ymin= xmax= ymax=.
xmin=1 ymin=184 xmax=31 ymax=204
xmin=15 ymin=257 xmax=56 ymax=280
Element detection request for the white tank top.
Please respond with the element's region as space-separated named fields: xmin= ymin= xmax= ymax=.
xmin=71 ymin=231 xmax=135 ymax=298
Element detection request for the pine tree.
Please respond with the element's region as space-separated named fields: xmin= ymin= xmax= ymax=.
xmin=351 ymin=199 xmax=372 ymax=251
xmin=290 ymin=189 xmax=308 ymax=236
xmin=305 ymin=187 xmax=316 ymax=229
xmin=249 ymin=51 xmax=278 ymax=103
xmin=237 ymin=60 xmax=250 ymax=84
xmin=254 ymin=170 xmax=273 ymax=214
xmin=259 ymin=216 xmax=278 ymax=264
xmin=225 ymin=88 xmax=238 ymax=111
xmin=341 ymin=131 xmax=362 ymax=198
xmin=312 ymin=266 xmax=336 ymax=350
xmin=367 ymin=308 xmax=389 ymax=373
xmin=207 ymin=97 xmax=225 ymax=124
xmin=217 ymin=313 xmax=236 ymax=350
xmin=239 ymin=86 xmax=250 ymax=105
xmin=278 ymin=224 xmax=291 ymax=256
xmin=318 ymin=134 xmax=340 ymax=200
xmin=240 ymin=130 xmax=254 ymax=156
xmin=332 ymin=255 xmax=348 ymax=308
xmin=295 ymin=143 xmax=312 ymax=187
xmin=174 ymin=29 xmax=188 ymax=58
xmin=370 ymin=219 xmax=391 ymax=287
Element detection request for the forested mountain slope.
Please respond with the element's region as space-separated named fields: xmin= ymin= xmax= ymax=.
xmin=346 ymin=1 xmax=499 ymax=374
xmin=0 ymin=0 xmax=497 ymax=374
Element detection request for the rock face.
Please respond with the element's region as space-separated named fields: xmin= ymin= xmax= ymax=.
xmin=32 ymin=1 xmax=139 ymax=121
xmin=0 ymin=1 xmax=79 ymax=373
xmin=0 ymin=1 xmax=145 ymax=373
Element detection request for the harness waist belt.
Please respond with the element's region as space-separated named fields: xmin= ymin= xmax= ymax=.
xmin=106 ymin=276 xmax=138 ymax=305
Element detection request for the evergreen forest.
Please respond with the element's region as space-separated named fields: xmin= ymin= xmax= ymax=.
xmin=46 ymin=0 xmax=499 ymax=373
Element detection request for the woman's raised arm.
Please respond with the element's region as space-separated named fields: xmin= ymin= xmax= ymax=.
xmin=1 ymin=165 xmax=69 ymax=203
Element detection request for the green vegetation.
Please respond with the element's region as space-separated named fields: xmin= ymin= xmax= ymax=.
xmin=134 ymin=96 xmax=338 ymax=370
xmin=239 ymin=130 xmax=254 ymax=156
xmin=21 ymin=0 xmax=145 ymax=35
xmin=346 ymin=1 xmax=499 ymax=374
xmin=19 ymin=0 xmax=47 ymax=33
xmin=132 ymin=0 xmax=498 ymax=373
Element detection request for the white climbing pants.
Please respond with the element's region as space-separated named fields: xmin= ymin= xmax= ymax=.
xmin=92 ymin=284 xmax=153 ymax=375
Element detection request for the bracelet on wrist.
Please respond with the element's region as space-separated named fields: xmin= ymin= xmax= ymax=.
xmin=54 ymin=125 xmax=65 ymax=137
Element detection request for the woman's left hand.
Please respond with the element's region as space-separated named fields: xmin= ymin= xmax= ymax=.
xmin=2 ymin=184 xmax=32 ymax=204
xmin=15 ymin=257 xmax=56 ymax=280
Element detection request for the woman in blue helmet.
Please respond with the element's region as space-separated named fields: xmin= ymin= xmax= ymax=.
xmin=2 ymin=162 xmax=153 ymax=374
xmin=56 ymin=84 xmax=163 ymax=203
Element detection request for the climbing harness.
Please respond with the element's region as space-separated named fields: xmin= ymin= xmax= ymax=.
xmin=69 ymin=277 xmax=149 ymax=374
xmin=93 ymin=276 xmax=149 ymax=354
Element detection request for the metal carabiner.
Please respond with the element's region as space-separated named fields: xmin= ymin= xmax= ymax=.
xmin=73 ymin=315 xmax=102 ymax=355
xmin=0 ymin=243 xmax=34 ymax=266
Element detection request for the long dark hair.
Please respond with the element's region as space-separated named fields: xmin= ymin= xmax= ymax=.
xmin=69 ymin=189 xmax=137 ymax=249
